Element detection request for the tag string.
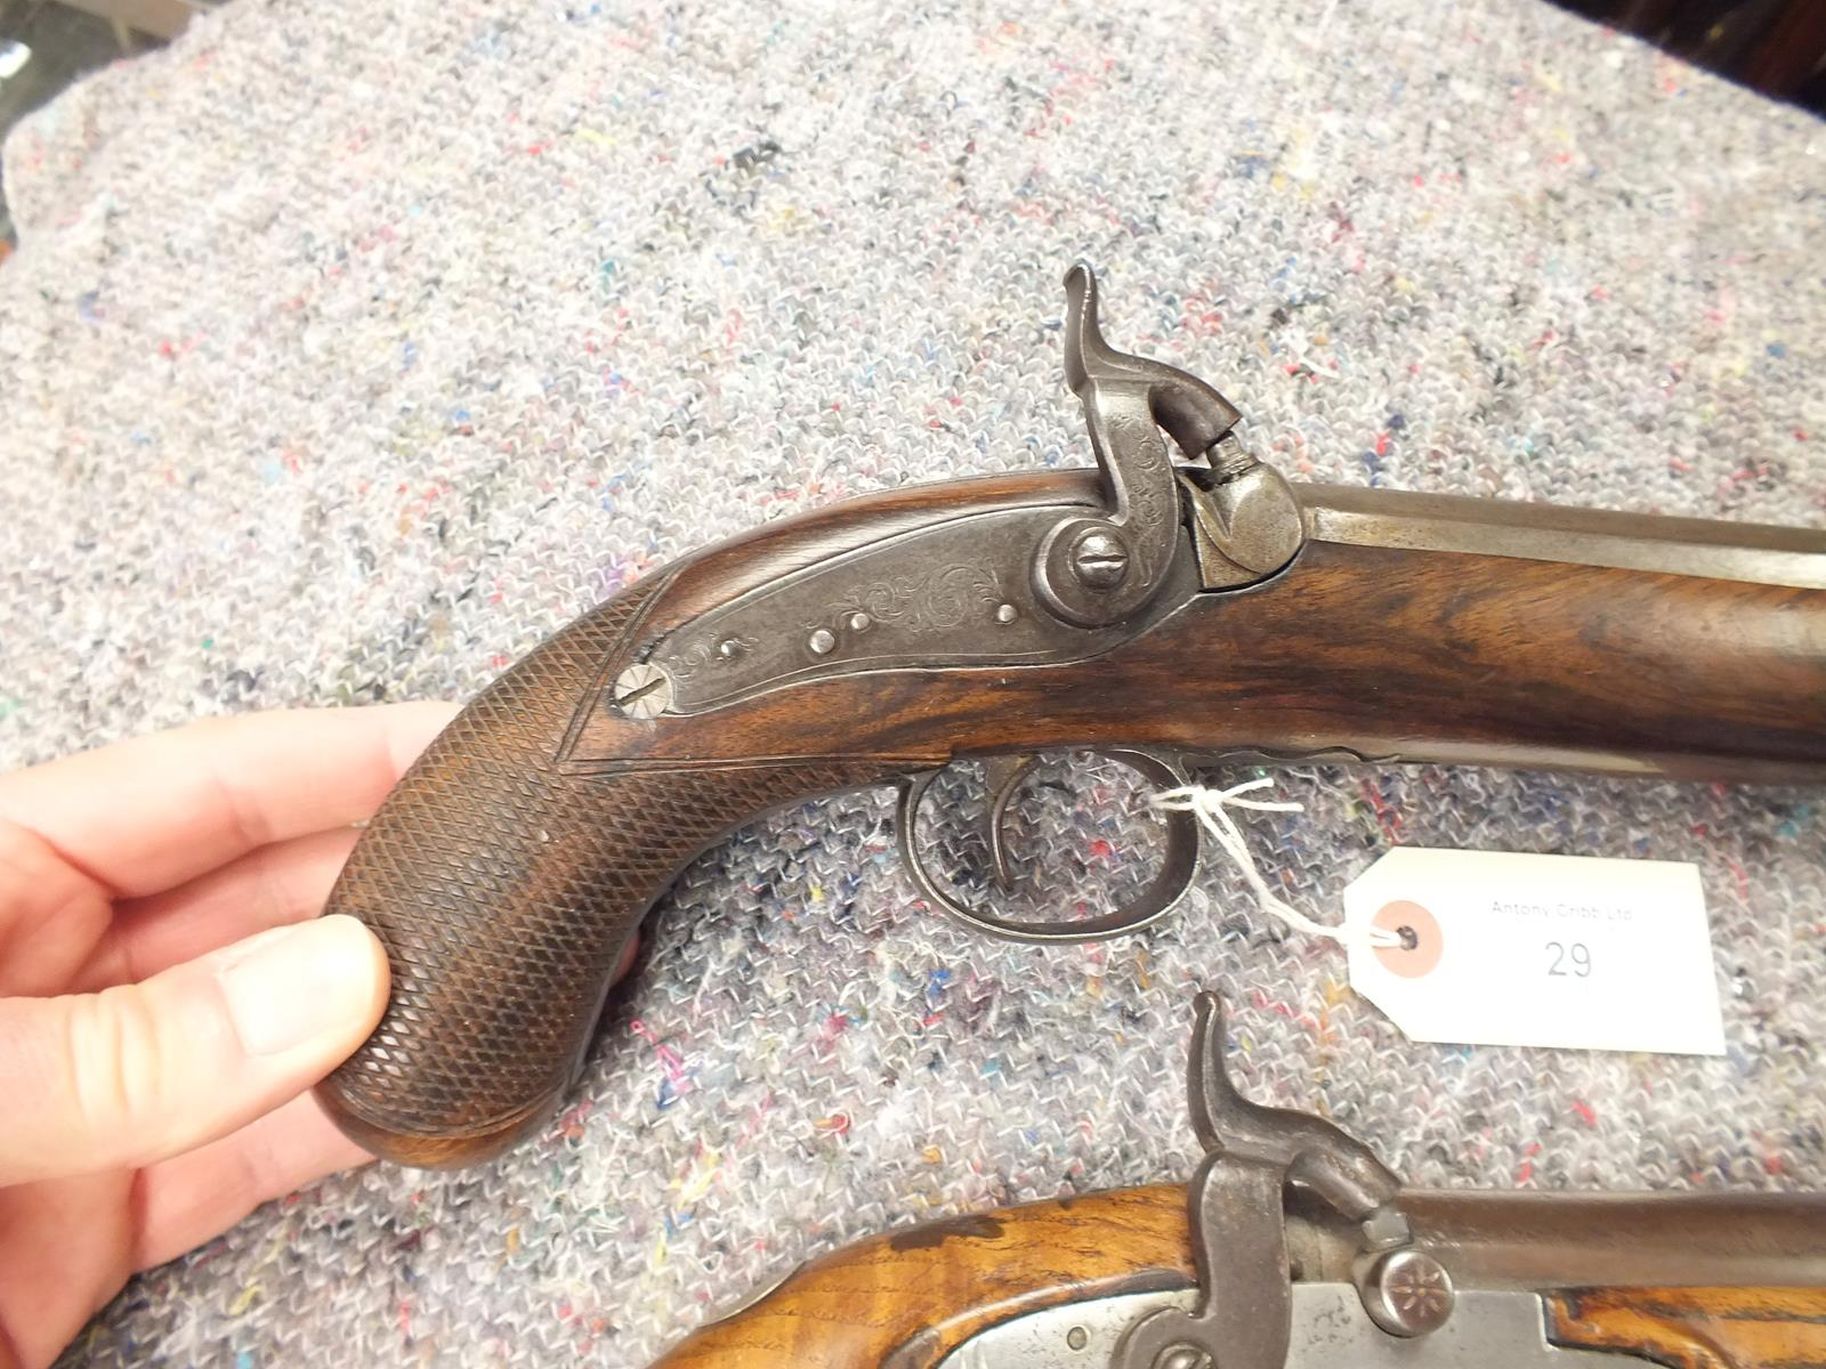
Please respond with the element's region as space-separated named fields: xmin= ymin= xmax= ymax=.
xmin=1151 ymin=779 xmax=1401 ymax=950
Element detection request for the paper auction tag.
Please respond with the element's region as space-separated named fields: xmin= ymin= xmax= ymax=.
xmin=1344 ymin=848 xmax=1725 ymax=1055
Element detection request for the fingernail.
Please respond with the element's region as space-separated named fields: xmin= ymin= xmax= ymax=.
xmin=217 ymin=916 xmax=384 ymax=1056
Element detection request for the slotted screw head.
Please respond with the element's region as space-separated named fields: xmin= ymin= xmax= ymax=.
xmin=1069 ymin=528 xmax=1130 ymax=590
xmin=611 ymin=662 xmax=673 ymax=719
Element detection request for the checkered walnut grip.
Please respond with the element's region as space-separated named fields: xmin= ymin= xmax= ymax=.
xmin=315 ymin=574 xmax=895 ymax=1166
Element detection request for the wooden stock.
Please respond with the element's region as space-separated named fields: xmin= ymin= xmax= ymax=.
xmin=572 ymin=536 xmax=1826 ymax=784
xmin=651 ymin=1184 xmax=1826 ymax=1368
xmin=1547 ymin=1287 xmax=1826 ymax=1368
xmin=316 ymin=469 xmax=1826 ymax=1167
xmin=651 ymin=1186 xmax=1194 ymax=1368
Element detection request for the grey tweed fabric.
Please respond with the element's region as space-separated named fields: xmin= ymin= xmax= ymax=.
xmin=4 ymin=0 xmax=1825 ymax=1363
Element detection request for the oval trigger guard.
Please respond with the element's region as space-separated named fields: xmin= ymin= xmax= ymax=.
xmin=896 ymin=749 xmax=1202 ymax=943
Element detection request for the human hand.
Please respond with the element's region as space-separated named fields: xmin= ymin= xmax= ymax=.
xmin=0 ymin=704 xmax=457 ymax=1369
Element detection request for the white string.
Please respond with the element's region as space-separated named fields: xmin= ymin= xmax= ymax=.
xmin=1151 ymin=779 xmax=1402 ymax=950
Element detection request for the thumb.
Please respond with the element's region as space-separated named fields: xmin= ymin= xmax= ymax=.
xmin=0 ymin=915 xmax=388 ymax=1186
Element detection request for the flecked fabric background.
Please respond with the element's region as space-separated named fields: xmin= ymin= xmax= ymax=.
xmin=3 ymin=0 xmax=1825 ymax=1364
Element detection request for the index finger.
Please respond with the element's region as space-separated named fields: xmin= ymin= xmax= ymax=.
xmin=0 ymin=702 xmax=458 ymax=897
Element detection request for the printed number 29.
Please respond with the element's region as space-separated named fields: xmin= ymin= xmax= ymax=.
xmin=1547 ymin=941 xmax=1592 ymax=978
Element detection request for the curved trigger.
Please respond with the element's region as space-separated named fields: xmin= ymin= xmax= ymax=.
xmin=981 ymin=753 xmax=1040 ymax=892
xmin=897 ymin=749 xmax=1204 ymax=944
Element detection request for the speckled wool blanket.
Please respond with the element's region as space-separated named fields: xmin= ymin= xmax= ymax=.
xmin=4 ymin=0 xmax=1825 ymax=1364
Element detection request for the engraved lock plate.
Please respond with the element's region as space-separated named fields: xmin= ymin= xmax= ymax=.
xmin=649 ymin=506 xmax=1199 ymax=714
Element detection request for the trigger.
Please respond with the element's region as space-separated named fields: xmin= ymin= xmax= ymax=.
xmin=982 ymin=754 xmax=1039 ymax=892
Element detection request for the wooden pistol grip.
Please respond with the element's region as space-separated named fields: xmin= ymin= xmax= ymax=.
xmin=316 ymin=467 xmax=1826 ymax=1168
xmin=311 ymin=473 xmax=1094 ymax=1168
xmin=314 ymin=571 xmax=918 ymax=1168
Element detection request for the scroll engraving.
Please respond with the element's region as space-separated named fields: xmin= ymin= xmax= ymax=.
xmin=666 ymin=634 xmax=760 ymax=681
xmin=645 ymin=503 xmax=1195 ymax=715
xmin=814 ymin=564 xmax=1002 ymax=636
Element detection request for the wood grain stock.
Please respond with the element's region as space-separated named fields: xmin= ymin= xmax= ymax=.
xmin=571 ymin=538 xmax=1826 ymax=784
xmin=316 ymin=470 xmax=1826 ymax=1167
xmin=651 ymin=1185 xmax=1826 ymax=1368
xmin=651 ymin=1186 xmax=1194 ymax=1368
xmin=1547 ymin=1286 xmax=1826 ymax=1368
